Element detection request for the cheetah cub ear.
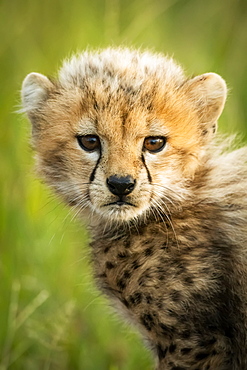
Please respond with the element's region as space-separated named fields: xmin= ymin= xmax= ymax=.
xmin=182 ymin=73 xmax=227 ymax=140
xmin=21 ymin=72 xmax=55 ymax=138
xmin=22 ymin=72 xmax=53 ymax=112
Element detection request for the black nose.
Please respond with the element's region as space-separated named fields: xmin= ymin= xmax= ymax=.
xmin=106 ymin=175 xmax=136 ymax=196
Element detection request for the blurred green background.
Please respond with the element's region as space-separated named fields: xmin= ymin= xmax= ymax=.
xmin=0 ymin=0 xmax=247 ymax=369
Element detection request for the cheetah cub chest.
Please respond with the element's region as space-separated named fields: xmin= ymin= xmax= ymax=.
xmin=22 ymin=48 xmax=247 ymax=370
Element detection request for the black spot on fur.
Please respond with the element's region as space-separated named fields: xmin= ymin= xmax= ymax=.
xmin=143 ymin=238 xmax=154 ymax=245
xmin=144 ymin=293 xmax=153 ymax=304
xmin=121 ymin=298 xmax=130 ymax=308
xmin=159 ymin=323 xmax=176 ymax=337
xmin=191 ymin=292 xmax=204 ymax=302
xmin=140 ymin=313 xmax=155 ymax=331
xmin=97 ymin=272 xmax=107 ymax=278
xmin=123 ymin=270 xmax=131 ymax=279
xmin=175 ymin=264 xmax=188 ymax=276
xmin=117 ymin=278 xmax=126 ymax=290
xmin=199 ymin=337 xmax=217 ymax=347
xmin=181 ymin=347 xmax=192 ymax=355
xmin=171 ymin=367 xmax=187 ymax=370
xmin=161 ymin=243 xmax=168 ymax=250
xmin=129 ymin=292 xmax=142 ymax=306
xmin=115 ymin=234 xmax=125 ymax=241
xmin=123 ymin=238 xmax=131 ymax=248
xmin=169 ymin=343 xmax=177 ymax=353
xmin=116 ymin=270 xmax=131 ymax=290
xmin=183 ymin=275 xmax=194 ymax=285
xmin=180 ymin=330 xmax=191 ymax=339
xmin=138 ymin=276 xmax=146 ymax=287
xmin=157 ymin=344 xmax=168 ymax=359
xmin=156 ymin=299 xmax=163 ymax=309
xmin=121 ymin=112 xmax=128 ymax=126
xmin=105 ymin=261 xmax=115 ymax=269
xmin=195 ymin=352 xmax=210 ymax=361
xmin=144 ymin=247 xmax=154 ymax=256
xmin=170 ymin=290 xmax=181 ymax=302
xmin=132 ymin=224 xmax=146 ymax=236
xmin=117 ymin=252 xmax=129 ymax=259
xmin=157 ymin=267 xmax=166 ymax=281
xmin=132 ymin=259 xmax=142 ymax=270
xmin=167 ymin=309 xmax=178 ymax=317
xmin=125 ymin=86 xmax=137 ymax=95
xmin=103 ymin=245 xmax=111 ymax=254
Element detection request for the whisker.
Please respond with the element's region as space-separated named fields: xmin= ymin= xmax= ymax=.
xmin=71 ymin=197 xmax=91 ymax=222
xmin=150 ymin=198 xmax=179 ymax=249
xmin=152 ymin=182 xmax=187 ymax=201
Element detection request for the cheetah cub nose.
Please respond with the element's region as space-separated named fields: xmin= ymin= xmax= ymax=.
xmin=106 ymin=175 xmax=136 ymax=196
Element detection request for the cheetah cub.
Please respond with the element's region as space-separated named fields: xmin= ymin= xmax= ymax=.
xmin=22 ymin=48 xmax=247 ymax=369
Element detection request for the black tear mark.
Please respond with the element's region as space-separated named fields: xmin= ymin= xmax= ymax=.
xmin=89 ymin=152 xmax=101 ymax=182
xmin=141 ymin=154 xmax=152 ymax=183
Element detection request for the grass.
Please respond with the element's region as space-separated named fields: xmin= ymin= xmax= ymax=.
xmin=0 ymin=0 xmax=246 ymax=368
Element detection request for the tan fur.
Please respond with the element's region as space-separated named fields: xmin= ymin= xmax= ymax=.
xmin=22 ymin=48 xmax=247 ymax=369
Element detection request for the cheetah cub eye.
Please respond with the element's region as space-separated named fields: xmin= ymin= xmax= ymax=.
xmin=143 ymin=136 xmax=167 ymax=153
xmin=77 ymin=135 xmax=101 ymax=152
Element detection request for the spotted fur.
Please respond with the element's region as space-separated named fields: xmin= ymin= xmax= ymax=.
xmin=21 ymin=48 xmax=247 ymax=369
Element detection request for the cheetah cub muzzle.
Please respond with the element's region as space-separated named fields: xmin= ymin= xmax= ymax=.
xmin=21 ymin=48 xmax=247 ymax=370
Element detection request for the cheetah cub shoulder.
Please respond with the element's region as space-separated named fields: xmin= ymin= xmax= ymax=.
xmin=22 ymin=48 xmax=247 ymax=370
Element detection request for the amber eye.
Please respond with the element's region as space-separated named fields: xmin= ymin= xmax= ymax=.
xmin=143 ymin=136 xmax=166 ymax=153
xmin=77 ymin=135 xmax=101 ymax=152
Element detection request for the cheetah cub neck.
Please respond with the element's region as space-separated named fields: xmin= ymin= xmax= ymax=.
xmin=22 ymin=48 xmax=247 ymax=370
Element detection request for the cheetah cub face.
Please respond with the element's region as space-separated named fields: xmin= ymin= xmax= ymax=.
xmin=21 ymin=49 xmax=226 ymax=223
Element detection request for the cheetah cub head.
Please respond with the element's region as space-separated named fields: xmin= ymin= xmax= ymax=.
xmin=21 ymin=48 xmax=226 ymax=223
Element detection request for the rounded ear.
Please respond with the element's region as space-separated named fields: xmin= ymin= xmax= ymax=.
xmin=182 ymin=73 xmax=227 ymax=139
xmin=21 ymin=72 xmax=54 ymax=113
